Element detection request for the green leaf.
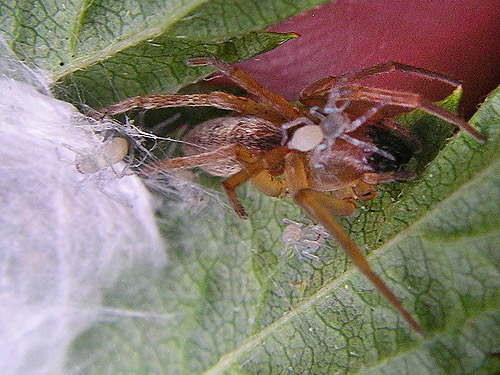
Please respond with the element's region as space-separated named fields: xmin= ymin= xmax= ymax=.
xmin=66 ymin=80 xmax=500 ymax=374
xmin=5 ymin=1 xmax=499 ymax=373
xmin=1 ymin=0 xmax=331 ymax=108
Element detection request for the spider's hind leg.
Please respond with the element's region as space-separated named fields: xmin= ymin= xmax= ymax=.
xmin=284 ymin=150 xmax=423 ymax=335
xmin=222 ymin=146 xmax=289 ymax=218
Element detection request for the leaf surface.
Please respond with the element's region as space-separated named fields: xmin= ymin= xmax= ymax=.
xmin=1 ymin=0 xmax=331 ymax=107
xmin=4 ymin=1 xmax=500 ymax=373
xmin=68 ymin=84 xmax=500 ymax=374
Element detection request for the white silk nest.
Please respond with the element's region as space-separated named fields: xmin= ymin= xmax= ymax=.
xmin=0 ymin=55 xmax=167 ymax=375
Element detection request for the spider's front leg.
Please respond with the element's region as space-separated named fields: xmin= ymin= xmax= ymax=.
xmin=188 ymin=57 xmax=300 ymax=121
xmin=139 ymin=144 xmax=241 ymax=176
xmin=339 ymin=84 xmax=483 ymax=141
xmin=96 ymin=92 xmax=284 ymax=124
xmin=300 ymin=61 xmax=462 ymax=104
xmin=284 ymin=150 xmax=423 ymax=335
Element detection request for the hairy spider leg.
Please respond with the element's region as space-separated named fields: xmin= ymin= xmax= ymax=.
xmin=139 ymin=142 xmax=287 ymax=218
xmin=299 ymin=61 xmax=483 ymax=142
xmin=221 ymin=146 xmax=289 ymax=218
xmin=341 ymin=61 xmax=461 ymax=86
xmin=371 ymin=117 xmax=422 ymax=153
xmin=139 ymin=144 xmax=241 ymax=176
xmin=339 ymin=84 xmax=483 ymax=141
xmin=339 ymin=98 xmax=390 ymax=133
xmin=188 ymin=57 xmax=301 ymax=121
xmin=284 ymin=150 xmax=423 ymax=335
xmin=300 ymin=61 xmax=462 ymax=102
xmin=99 ymin=92 xmax=284 ymax=123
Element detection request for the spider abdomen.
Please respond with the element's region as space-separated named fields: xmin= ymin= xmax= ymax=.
xmin=181 ymin=115 xmax=282 ymax=177
xmin=364 ymin=123 xmax=416 ymax=173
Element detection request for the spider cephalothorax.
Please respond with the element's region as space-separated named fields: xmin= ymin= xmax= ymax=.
xmin=99 ymin=57 xmax=483 ymax=335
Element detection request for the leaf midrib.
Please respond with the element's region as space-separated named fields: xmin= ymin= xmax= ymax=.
xmin=201 ymin=141 xmax=499 ymax=375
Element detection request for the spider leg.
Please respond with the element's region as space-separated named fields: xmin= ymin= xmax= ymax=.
xmin=97 ymin=92 xmax=284 ymax=123
xmin=221 ymin=169 xmax=253 ymax=218
xmin=338 ymin=99 xmax=389 ymax=133
xmin=139 ymin=144 xmax=240 ymax=176
xmin=222 ymin=146 xmax=289 ymax=218
xmin=340 ymin=134 xmax=396 ymax=161
xmin=374 ymin=117 xmax=422 ymax=153
xmin=188 ymin=57 xmax=301 ymax=121
xmin=339 ymin=61 xmax=461 ymax=86
xmin=340 ymin=84 xmax=483 ymax=141
xmin=139 ymin=143 xmax=283 ymax=218
xmin=222 ymin=169 xmax=287 ymax=218
xmin=284 ymin=150 xmax=423 ymax=335
xmin=300 ymin=61 xmax=461 ymax=102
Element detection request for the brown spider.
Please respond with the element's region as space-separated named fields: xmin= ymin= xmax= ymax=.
xmin=100 ymin=58 xmax=483 ymax=335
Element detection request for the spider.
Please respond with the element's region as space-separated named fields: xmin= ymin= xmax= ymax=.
xmin=99 ymin=57 xmax=483 ymax=335
xmin=280 ymin=218 xmax=330 ymax=263
xmin=75 ymin=133 xmax=130 ymax=174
